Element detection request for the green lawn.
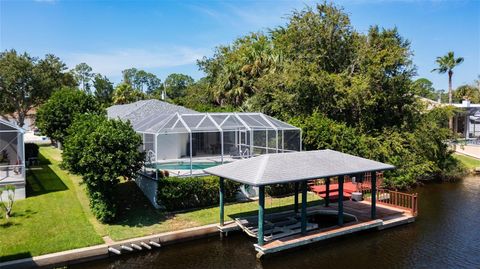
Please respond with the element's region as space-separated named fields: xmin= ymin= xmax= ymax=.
xmin=1 ymin=146 xmax=322 ymax=260
xmin=40 ymin=146 xmax=321 ymax=241
xmin=105 ymin=181 xmax=321 ymax=240
xmin=454 ymin=153 xmax=480 ymax=169
xmin=0 ymin=149 xmax=103 ymax=262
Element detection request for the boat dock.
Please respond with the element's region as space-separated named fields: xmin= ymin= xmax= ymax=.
xmin=253 ymin=200 xmax=415 ymax=258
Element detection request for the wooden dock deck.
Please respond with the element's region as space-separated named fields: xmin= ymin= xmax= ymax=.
xmin=253 ymin=200 xmax=415 ymax=258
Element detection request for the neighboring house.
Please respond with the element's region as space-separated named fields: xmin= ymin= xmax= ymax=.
xmin=0 ymin=119 xmax=26 ymax=200
xmin=451 ymin=100 xmax=480 ymax=140
xmin=418 ymin=97 xmax=480 ymax=141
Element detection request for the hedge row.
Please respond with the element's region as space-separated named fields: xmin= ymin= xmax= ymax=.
xmin=156 ymin=176 xmax=240 ymax=211
xmin=266 ymin=183 xmax=296 ymax=197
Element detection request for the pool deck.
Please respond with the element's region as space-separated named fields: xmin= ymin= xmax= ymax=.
xmin=220 ymin=200 xmax=415 ymax=258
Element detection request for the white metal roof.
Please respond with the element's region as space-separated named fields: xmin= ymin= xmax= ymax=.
xmin=131 ymin=112 xmax=300 ymax=134
xmin=107 ymin=100 xmax=299 ymax=134
xmin=204 ymin=149 xmax=395 ymax=186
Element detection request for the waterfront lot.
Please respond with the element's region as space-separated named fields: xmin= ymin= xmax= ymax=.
xmin=0 ymin=146 xmax=320 ymax=261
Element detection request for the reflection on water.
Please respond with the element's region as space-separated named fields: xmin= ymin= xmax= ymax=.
xmin=75 ymin=176 xmax=480 ymax=269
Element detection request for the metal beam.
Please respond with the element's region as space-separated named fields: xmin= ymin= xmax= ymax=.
xmin=294 ymin=182 xmax=299 ymax=213
xmin=371 ymin=172 xmax=377 ymax=219
xmin=338 ymin=175 xmax=344 ymax=226
xmin=325 ymin=178 xmax=330 ymax=207
xmin=301 ymin=181 xmax=308 ymax=235
xmin=258 ymin=186 xmax=265 ymax=246
xmin=219 ymin=177 xmax=225 ymax=226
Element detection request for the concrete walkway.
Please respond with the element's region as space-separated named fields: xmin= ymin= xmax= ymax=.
xmin=455 ymin=145 xmax=480 ymax=159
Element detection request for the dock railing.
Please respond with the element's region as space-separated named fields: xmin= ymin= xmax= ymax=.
xmin=362 ymin=188 xmax=418 ymax=216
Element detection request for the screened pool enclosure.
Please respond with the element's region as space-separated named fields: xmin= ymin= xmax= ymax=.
xmin=108 ymin=100 xmax=302 ymax=176
xmin=137 ymin=112 xmax=301 ymax=174
xmin=0 ymin=119 xmax=25 ymax=200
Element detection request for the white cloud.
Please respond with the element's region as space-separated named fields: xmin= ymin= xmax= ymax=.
xmin=64 ymin=47 xmax=208 ymax=77
xmin=33 ymin=0 xmax=57 ymax=3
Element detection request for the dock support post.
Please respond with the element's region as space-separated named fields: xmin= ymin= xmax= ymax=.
xmin=338 ymin=175 xmax=344 ymax=226
xmin=294 ymin=182 xmax=299 ymax=213
xmin=219 ymin=177 xmax=225 ymax=227
xmin=325 ymin=178 xmax=330 ymax=207
xmin=258 ymin=185 xmax=265 ymax=246
xmin=371 ymin=172 xmax=377 ymax=219
xmin=301 ymin=180 xmax=308 ymax=235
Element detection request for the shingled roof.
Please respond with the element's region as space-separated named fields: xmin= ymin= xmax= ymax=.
xmin=107 ymin=99 xmax=197 ymax=125
xmin=204 ymin=149 xmax=395 ymax=186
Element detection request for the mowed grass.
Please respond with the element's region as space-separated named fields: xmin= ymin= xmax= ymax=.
xmin=1 ymin=146 xmax=322 ymax=261
xmin=453 ymin=153 xmax=480 ymax=169
xmin=0 ymin=149 xmax=102 ymax=262
xmin=105 ymin=182 xmax=321 ymax=240
xmin=40 ymin=146 xmax=322 ymax=241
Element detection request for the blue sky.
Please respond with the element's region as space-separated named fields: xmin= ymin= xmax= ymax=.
xmin=1 ymin=0 xmax=479 ymax=90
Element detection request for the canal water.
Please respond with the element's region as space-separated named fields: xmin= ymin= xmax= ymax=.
xmin=76 ymin=176 xmax=480 ymax=269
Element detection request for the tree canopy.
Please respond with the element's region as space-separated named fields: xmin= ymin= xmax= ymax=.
xmin=182 ymin=2 xmax=466 ymax=187
xmin=112 ymin=83 xmax=146 ymax=105
xmin=0 ymin=50 xmax=75 ymax=127
xmin=196 ymin=3 xmax=417 ymax=133
xmin=164 ymin=73 xmax=194 ymax=100
xmin=36 ymin=87 xmax=101 ymax=143
xmin=71 ymin=63 xmax=94 ymax=93
xmin=121 ymin=68 xmax=162 ymax=93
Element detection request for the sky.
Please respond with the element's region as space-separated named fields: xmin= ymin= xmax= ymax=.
xmin=1 ymin=0 xmax=479 ymax=90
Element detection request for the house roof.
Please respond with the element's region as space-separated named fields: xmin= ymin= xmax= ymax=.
xmin=204 ymin=149 xmax=395 ymax=186
xmin=107 ymin=99 xmax=197 ymax=125
xmin=107 ymin=100 xmax=299 ymax=134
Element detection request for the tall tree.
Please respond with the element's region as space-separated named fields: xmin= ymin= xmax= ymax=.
xmin=164 ymin=73 xmax=194 ymax=99
xmin=93 ymin=74 xmax=114 ymax=106
xmin=432 ymin=51 xmax=464 ymax=105
xmin=71 ymin=63 xmax=94 ymax=93
xmin=413 ymin=78 xmax=436 ymax=100
xmin=121 ymin=68 xmax=161 ymax=93
xmin=0 ymin=50 xmax=73 ymax=127
xmin=36 ymin=87 xmax=101 ymax=144
xmin=112 ymin=83 xmax=145 ymax=104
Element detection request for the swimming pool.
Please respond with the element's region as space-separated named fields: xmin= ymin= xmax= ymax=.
xmin=149 ymin=161 xmax=227 ymax=170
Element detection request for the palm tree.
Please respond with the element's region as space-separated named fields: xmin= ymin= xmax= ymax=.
xmin=432 ymin=51 xmax=464 ymax=104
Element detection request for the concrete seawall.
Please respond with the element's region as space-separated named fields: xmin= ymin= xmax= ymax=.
xmin=0 ymin=222 xmax=229 ymax=269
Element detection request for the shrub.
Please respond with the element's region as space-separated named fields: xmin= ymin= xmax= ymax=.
xmin=63 ymin=114 xmax=144 ymax=223
xmin=36 ymin=87 xmax=101 ymax=144
xmin=266 ymin=183 xmax=296 ymax=197
xmin=0 ymin=185 xmax=15 ymax=219
xmin=24 ymin=143 xmax=39 ymax=160
xmin=157 ymin=176 xmax=240 ymax=211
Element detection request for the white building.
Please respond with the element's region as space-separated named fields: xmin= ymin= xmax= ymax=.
xmin=0 ymin=119 xmax=25 ymax=200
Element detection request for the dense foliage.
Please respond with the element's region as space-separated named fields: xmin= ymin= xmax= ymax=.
xmin=266 ymin=183 xmax=296 ymax=197
xmin=157 ymin=176 xmax=239 ymax=211
xmin=63 ymin=114 xmax=144 ymax=222
xmin=292 ymin=107 xmax=465 ymax=189
xmin=0 ymin=49 xmax=75 ymax=127
xmin=164 ymin=73 xmax=194 ymax=99
xmin=36 ymin=87 xmax=101 ymax=144
xmin=112 ymin=83 xmax=146 ymax=105
xmin=180 ymin=2 xmax=465 ymax=188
